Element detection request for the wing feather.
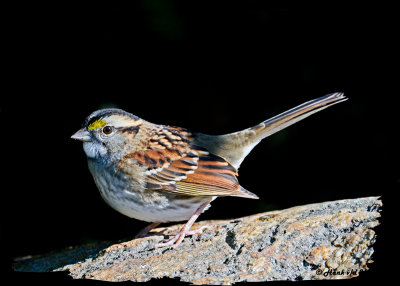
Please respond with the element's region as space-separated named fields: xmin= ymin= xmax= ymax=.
xmin=123 ymin=126 xmax=258 ymax=199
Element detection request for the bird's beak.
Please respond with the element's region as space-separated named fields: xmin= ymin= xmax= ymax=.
xmin=71 ymin=129 xmax=91 ymax=142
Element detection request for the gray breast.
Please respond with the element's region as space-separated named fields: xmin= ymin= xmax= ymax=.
xmin=87 ymin=159 xmax=213 ymax=222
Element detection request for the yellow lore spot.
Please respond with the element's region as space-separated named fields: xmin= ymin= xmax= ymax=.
xmin=88 ymin=119 xmax=107 ymax=130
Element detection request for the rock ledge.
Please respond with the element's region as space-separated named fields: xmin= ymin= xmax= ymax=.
xmin=14 ymin=197 xmax=381 ymax=284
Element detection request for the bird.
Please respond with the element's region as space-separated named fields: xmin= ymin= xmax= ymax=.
xmin=71 ymin=92 xmax=347 ymax=248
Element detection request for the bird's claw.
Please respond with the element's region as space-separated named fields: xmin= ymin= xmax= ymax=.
xmin=154 ymin=226 xmax=207 ymax=249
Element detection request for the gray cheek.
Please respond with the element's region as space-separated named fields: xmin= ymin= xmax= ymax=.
xmin=83 ymin=141 xmax=107 ymax=158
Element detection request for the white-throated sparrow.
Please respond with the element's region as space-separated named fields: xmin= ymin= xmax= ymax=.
xmin=71 ymin=93 xmax=347 ymax=248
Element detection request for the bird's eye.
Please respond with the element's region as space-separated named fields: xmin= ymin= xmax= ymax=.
xmin=102 ymin=126 xmax=113 ymax=135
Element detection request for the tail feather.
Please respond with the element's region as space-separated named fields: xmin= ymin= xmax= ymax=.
xmin=194 ymin=92 xmax=347 ymax=169
xmin=248 ymin=92 xmax=347 ymax=142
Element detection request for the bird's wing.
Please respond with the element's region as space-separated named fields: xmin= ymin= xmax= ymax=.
xmin=123 ymin=126 xmax=258 ymax=199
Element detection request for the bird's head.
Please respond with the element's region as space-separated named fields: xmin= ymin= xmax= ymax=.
xmin=71 ymin=108 xmax=142 ymax=160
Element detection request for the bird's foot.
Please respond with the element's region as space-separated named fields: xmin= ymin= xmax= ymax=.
xmin=154 ymin=199 xmax=212 ymax=249
xmin=154 ymin=225 xmax=207 ymax=249
xmin=186 ymin=225 xmax=207 ymax=236
xmin=135 ymin=222 xmax=161 ymax=239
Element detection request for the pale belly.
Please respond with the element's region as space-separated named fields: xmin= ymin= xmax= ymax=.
xmin=88 ymin=160 xmax=214 ymax=223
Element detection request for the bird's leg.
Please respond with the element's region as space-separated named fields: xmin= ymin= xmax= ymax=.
xmin=154 ymin=199 xmax=212 ymax=249
xmin=135 ymin=222 xmax=161 ymax=238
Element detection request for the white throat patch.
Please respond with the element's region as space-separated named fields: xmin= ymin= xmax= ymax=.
xmin=83 ymin=141 xmax=107 ymax=159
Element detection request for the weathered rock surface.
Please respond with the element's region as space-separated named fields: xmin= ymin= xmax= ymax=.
xmin=14 ymin=197 xmax=381 ymax=284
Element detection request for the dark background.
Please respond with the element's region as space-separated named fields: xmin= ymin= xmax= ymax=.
xmin=2 ymin=1 xmax=398 ymax=285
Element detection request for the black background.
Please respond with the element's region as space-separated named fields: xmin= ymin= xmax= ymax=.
xmin=2 ymin=2 xmax=398 ymax=285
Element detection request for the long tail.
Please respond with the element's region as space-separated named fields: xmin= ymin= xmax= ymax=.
xmin=195 ymin=92 xmax=347 ymax=168
xmin=246 ymin=92 xmax=347 ymax=141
